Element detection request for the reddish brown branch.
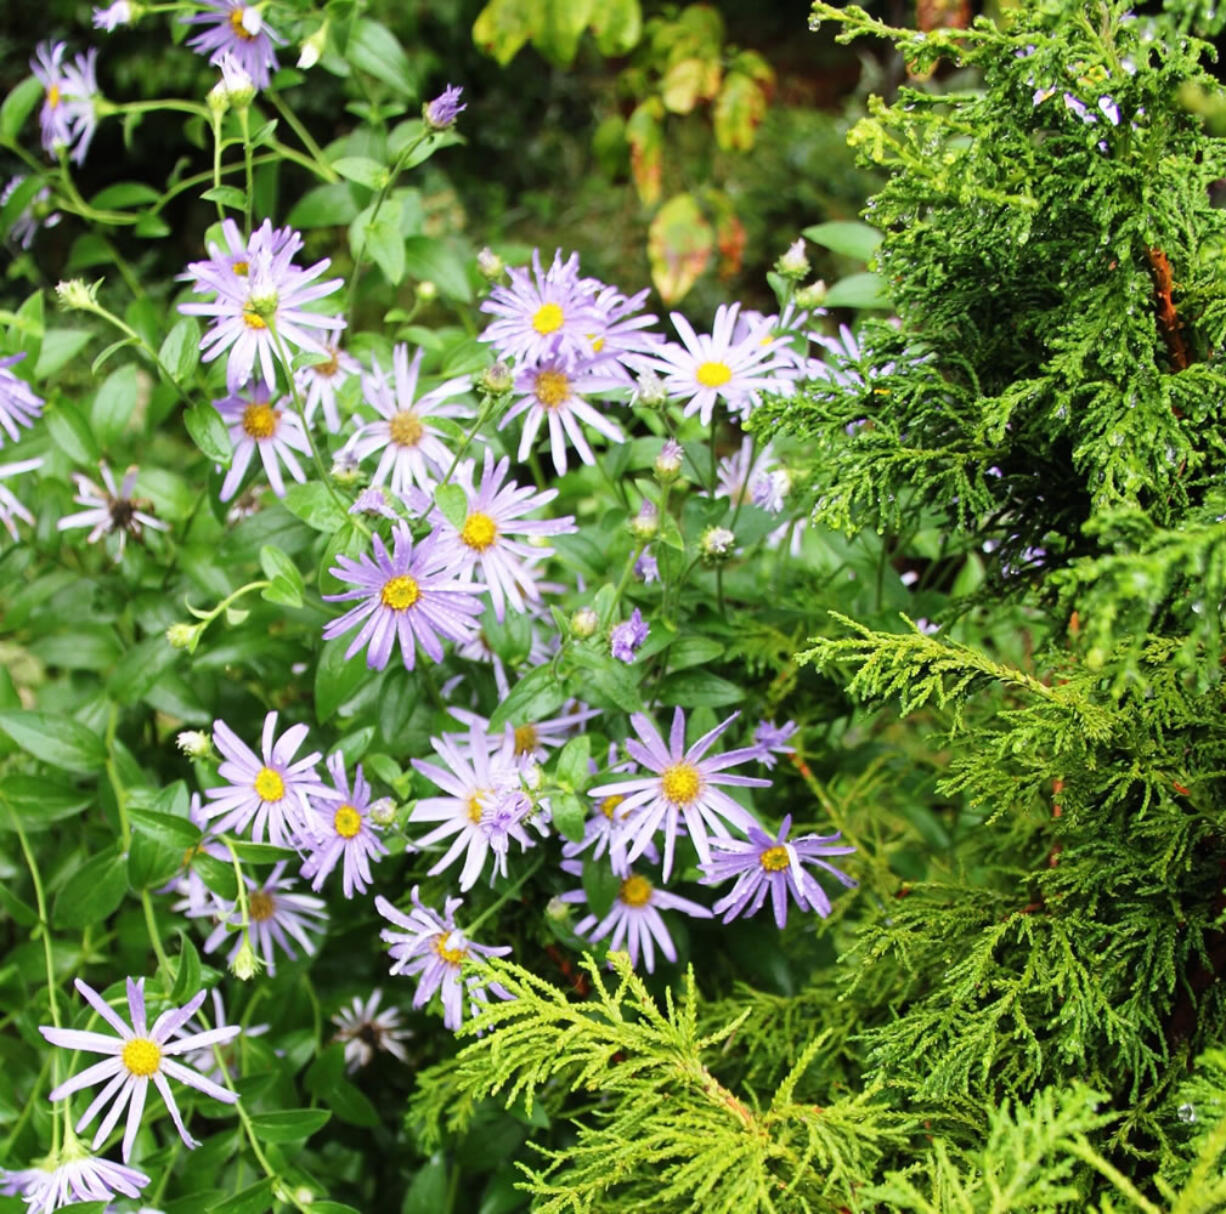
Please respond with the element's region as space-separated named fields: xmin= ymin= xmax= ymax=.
xmin=1146 ymin=248 xmax=1189 ymax=373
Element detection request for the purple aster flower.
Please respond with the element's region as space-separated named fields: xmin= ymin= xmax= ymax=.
xmin=0 ymin=457 xmax=43 ymax=541
xmin=502 ymin=352 xmax=626 ymax=475
xmin=2 ymin=176 xmax=62 ymax=250
xmin=39 ymin=977 xmax=240 ymax=1162
xmin=92 ymin=0 xmax=133 ymax=30
xmin=410 ymin=725 xmax=539 ymax=891
xmin=732 ymin=301 xmax=819 ymax=382
xmin=375 ymin=888 xmax=511 ymax=1031
xmin=428 ymin=448 xmax=577 ymax=620
xmin=200 ymin=711 xmax=338 ymax=846
xmin=635 ymin=548 xmax=659 ymax=583
xmin=480 ymin=249 xmax=604 ymax=367
xmin=751 ymin=719 xmax=797 ymax=769
xmin=701 ymin=814 xmax=856 ymax=928
xmin=424 ymin=84 xmax=466 ymax=131
xmin=322 ymin=523 xmax=485 ymax=671
xmin=589 ymin=708 xmax=768 ymax=880
xmin=300 ymin=753 xmax=388 ymax=898
xmin=450 ymin=704 xmax=600 ymax=768
xmin=0 ymin=352 xmax=45 ymax=445
xmin=713 ymin=436 xmax=785 ymax=512
xmin=179 ymin=217 xmax=297 ymax=293
xmin=647 ymin=303 xmax=793 ymax=425
xmin=31 ymin=42 xmax=100 ymax=164
xmin=183 ymin=0 xmax=284 ymax=90
xmin=559 ymin=868 xmax=712 ymax=973
xmin=295 ymin=341 xmax=359 ymax=432
xmin=339 ymin=344 xmax=471 ymax=495
xmin=610 ymin=608 xmax=649 ymax=664
xmin=196 ymin=861 xmax=327 ymax=976
xmin=174 ymin=989 xmax=269 ymax=1085
xmin=214 ymin=381 xmax=312 ymax=501
xmin=586 ymin=283 xmax=662 ymax=375
xmin=350 ymin=487 xmax=398 ymax=520
xmin=57 ymin=462 xmax=170 ymax=560
xmin=563 ymin=753 xmax=656 ymax=877
xmin=179 ymin=221 xmax=343 ymax=392
xmin=331 ymin=990 xmax=411 ymax=1073
xmin=5 ymin=1150 xmax=149 ymax=1213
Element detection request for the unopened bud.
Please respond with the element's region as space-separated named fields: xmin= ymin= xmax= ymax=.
xmin=699 ymin=525 xmax=736 ymax=563
xmin=166 ymin=622 xmax=202 ymax=651
xmin=479 ymin=361 xmax=513 ymax=396
xmin=545 ymin=896 xmax=570 ymax=923
xmin=297 ymin=23 xmax=327 ymax=70
xmin=631 ymin=500 xmax=659 ymax=541
xmin=330 ymin=450 xmax=361 ymax=484
xmin=230 ymin=938 xmax=262 ymax=981
xmin=570 ymin=607 xmax=599 ymax=638
xmin=775 ymin=237 xmax=810 ymax=280
xmin=415 ymin=280 xmax=437 ymax=303
xmin=654 ymin=438 xmax=684 ymax=483
xmin=631 ymin=369 xmax=668 ymax=409
xmin=215 ymin=51 xmax=255 ymax=108
xmin=794 ymin=279 xmax=828 ymax=309
xmin=476 ymin=247 xmax=504 ymax=281
xmin=368 ymin=797 xmax=397 ymax=827
xmin=176 ymin=730 xmax=212 ymax=759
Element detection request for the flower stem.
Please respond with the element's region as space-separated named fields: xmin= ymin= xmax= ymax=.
xmin=140 ymin=889 xmax=173 ymax=975
xmin=465 ymin=856 xmax=544 ymax=934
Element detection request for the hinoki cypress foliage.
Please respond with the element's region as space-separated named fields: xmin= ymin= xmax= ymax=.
xmin=423 ymin=2 xmax=1226 ymax=1208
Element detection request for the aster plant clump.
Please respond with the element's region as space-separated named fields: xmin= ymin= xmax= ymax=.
xmin=5 ymin=0 xmax=1226 ymax=1210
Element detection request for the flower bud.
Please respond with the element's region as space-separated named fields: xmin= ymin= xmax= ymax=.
xmin=415 ymin=280 xmax=438 ymax=303
xmin=297 ymin=23 xmax=327 ymax=70
xmin=166 ymin=622 xmax=202 ymax=651
xmin=423 ymin=84 xmax=466 ymax=132
xmin=570 ymin=606 xmax=599 ymax=638
xmin=545 ymin=896 xmax=570 ymax=923
xmin=368 ymin=797 xmax=398 ymax=827
xmin=699 ymin=525 xmax=736 ymax=563
xmin=794 ymin=279 xmax=828 ymax=309
xmin=654 ymin=438 xmax=684 ymax=483
xmin=176 ymin=730 xmax=212 ymax=759
xmin=55 ymin=278 xmax=98 ymax=310
xmin=230 ymin=938 xmax=262 ymax=981
xmin=479 ymin=361 xmax=514 ymax=396
xmin=631 ymin=369 xmax=668 ymax=409
xmin=631 ymin=500 xmax=659 ymax=541
xmin=215 ymin=51 xmax=255 ymax=109
xmin=775 ymin=237 xmax=810 ymax=280
xmin=476 ymin=247 xmax=505 ymax=281
xmin=330 ymin=450 xmax=361 ymax=484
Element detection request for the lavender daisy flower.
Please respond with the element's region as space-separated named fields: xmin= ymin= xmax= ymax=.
xmin=732 ymin=301 xmax=819 ymax=382
xmin=39 ymin=978 xmax=239 ymax=1163
xmin=31 ymin=42 xmax=100 ymax=164
xmin=340 ymin=345 xmax=471 ymax=495
xmin=480 ymin=250 xmax=604 ymax=367
xmin=562 ymin=784 xmax=654 ymax=877
xmin=8 ymin=1149 xmax=149 ymax=1214
xmin=93 ymin=1 xmax=134 ymax=30
xmin=214 ymin=381 xmax=312 ymax=500
xmin=2 ymin=176 xmax=61 ymax=250
xmin=713 ymin=436 xmax=780 ymax=510
xmin=332 ymin=990 xmax=411 ymax=1072
xmin=610 ymin=608 xmax=648 ymax=664
xmin=179 ymin=229 xmax=343 ymax=392
xmin=174 ymin=989 xmax=269 ymax=1085
xmin=559 ymin=868 xmax=711 ymax=974
xmin=502 ymin=353 xmax=626 ymax=475
xmin=198 ymin=862 xmax=327 ymax=976
xmin=447 ymin=704 xmax=600 ymax=767
xmin=183 ymin=0 xmax=283 ymax=90
xmin=0 ymin=457 xmax=43 ymax=541
xmin=200 ymin=711 xmax=338 ymax=846
xmin=350 ymin=486 xmax=399 ymax=520
xmin=375 ymin=888 xmax=511 ymax=1031
xmin=295 ymin=342 xmax=359 ymax=432
xmin=57 ymin=463 xmax=169 ymax=560
xmin=323 ymin=524 xmax=485 ymax=671
xmin=300 ymin=753 xmax=388 ymax=898
xmin=424 ymin=84 xmax=466 ymax=131
xmin=0 ymin=353 xmax=45 ymax=446
xmin=589 ymin=708 xmax=768 ymax=880
xmin=648 ymin=303 xmax=793 ymax=425
xmin=635 ymin=548 xmax=659 ymax=583
xmin=586 ymin=283 xmax=662 ymax=374
xmin=179 ymin=217 xmax=298 ymax=293
xmin=410 ymin=725 xmax=536 ymax=891
xmin=751 ymin=719 xmax=797 ymax=769
xmin=429 ymin=449 xmax=577 ymax=620
xmin=701 ymin=815 xmax=856 ymax=927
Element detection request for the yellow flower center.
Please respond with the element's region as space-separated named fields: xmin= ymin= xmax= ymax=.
xmin=619 ymin=874 xmax=653 ymax=907
xmin=532 ymin=302 xmax=564 ymax=335
xmin=389 ymin=410 xmax=424 ymax=447
xmin=759 ymin=845 xmax=791 ymax=873
xmin=47 ymin=84 xmax=61 ymax=109
xmin=513 ymin=724 xmax=538 ymax=756
xmin=242 ymin=308 xmax=268 ymax=330
xmin=600 ymin=794 xmax=624 ymax=820
xmin=434 ymin=934 xmax=467 ymax=965
xmin=232 ymin=260 xmax=249 ymax=277
xmin=696 ymin=361 xmax=733 ymax=389
xmin=253 ymin=766 xmax=285 ymax=801
xmin=533 ymin=370 xmax=569 ymax=410
xmin=465 ymin=790 xmax=488 ymax=823
xmin=230 ymin=7 xmax=257 ymax=39
xmin=589 ymin=333 xmax=606 ymax=353
xmin=316 ymin=351 xmax=339 ymax=377
xmin=242 ymin=403 xmax=278 ymax=440
xmin=122 ymin=1037 xmax=162 ymax=1078
xmin=334 ymin=805 xmax=362 ymax=838
xmin=249 ymin=889 xmax=275 ymax=921
xmin=460 ymin=511 xmax=498 ymax=552
xmin=660 ymin=762 xmax=701 ymax=806
xmin=381 ymin=574 xmax=420 ymax=611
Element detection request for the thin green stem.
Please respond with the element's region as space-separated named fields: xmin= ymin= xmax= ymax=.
xmin=266 ymin=92 xmax=336 ymax=181
xmin=105 ymin=704 xmax=132 ymax=851
xmin=211 ymin=114 xmax=226 ymax=224
xmin=465 ymin=856 xmax=545 ymax=934
xmin=238 ymin=106 xmax=254 ymax=237
xmin=140 ymin=889 xmax=172 ymax=975
xmin=440 ymin=391 xmax=497 ymax=488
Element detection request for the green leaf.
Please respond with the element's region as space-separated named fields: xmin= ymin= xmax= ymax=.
xmin=402 ymin=237 xmax=473 ymax=303
xmin=657 ymin=669 xmax=744 ymax=708
xmin=552 ymin=791 xmax=588 ymax=843
xmin=332 ymin=157 xmax=387 ymax=189
xmin=434 ymin=482 xmax=468 ymax=530
xmin=555 ymin=734 xmax=591 ymax=793
xmin=170 ymin=931 xmax=203 ymax=1002
xmin=91 ymin=182 xmax=161 ymax=209
xmin=667 ymin=635 xmax=725 ymax=670
xmin=316 ymin=637 xmax=369 ymax=723
xmin=472 ymin=0 xmax=536 ymax=66
xmin=200 ymin=185 xmax=247 ymax=210
xmin=129 ymin=806 xmax=202 ymax=850
xmin=0 ymin=710 xmax=106 ymax=772
xmin=536 ymin=0 xmax=596 ymax=65
xmin=128 ymin=829 xmax=183 ymax=890
xmin=347 ymin=19 xmax=416 ymax=97
xmin=581 ymin=858 xmax=621 ymax=920
xmin=802 ymin=220 xmax=883 ymax=262
xmin=590 ymin=0 xmax=642 ymax=55
xmin=647 ymin=193 xmax=713 ymax=304
xmin=53 ymin=847 xmax=129 ymax=928
xmin=227 ymin=840 xmax=297 ymax=864
xmin=91 ymin=364 xmax=140 ymax=446
xmin=247 ymin=1108 xmax=331 ymax=1142
xmin=489 ymin=666 xmax=567 ymax=731
xmin=0 ymin=775 xmax=92 ymax=830
xmin=1 ymin=176 xmax=42 ymax=241
xmin=259 ymin=545 xmax=305 ymax=596
xmin=108 ymin=635 xmax=181 ymax=705
xmin=195 ymin=853 xmax=238 ymax=901
xmin=159 ymin=317 xmax=201 ymax=384
xmin=185 ymin=402 xmax=232 ymax=466
xmin=36 ymin=328 xmax=92 ymax=377
xmin=404 ymin=1156 xmax=449 ymax=1214
xmin=283 ymin=482 xmax=351 ymax=531
xmin=823 ymin=271 xmax=890 ymax=309
xmin=351 ymin=200 xmax=405 ymax=285
xmin=261 ymin=576 xmax=303 ymax=608
xmin=208 ymin=1178 xmax=275 ymax=1214
xmin=287 ymin=183 xmax=362 ymax=229
xmin=1 ymin=76 xmax=43 ymax=142
xmin=44 ymin=401 xmax=100 ymax=464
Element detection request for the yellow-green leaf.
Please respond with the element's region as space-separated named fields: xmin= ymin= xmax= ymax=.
xmin=647 ymin=193 xmax=713 ymax=304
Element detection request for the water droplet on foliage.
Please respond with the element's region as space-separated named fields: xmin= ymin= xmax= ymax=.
xmin=1178 ymin=1102 xmax=1197 ymax=1123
